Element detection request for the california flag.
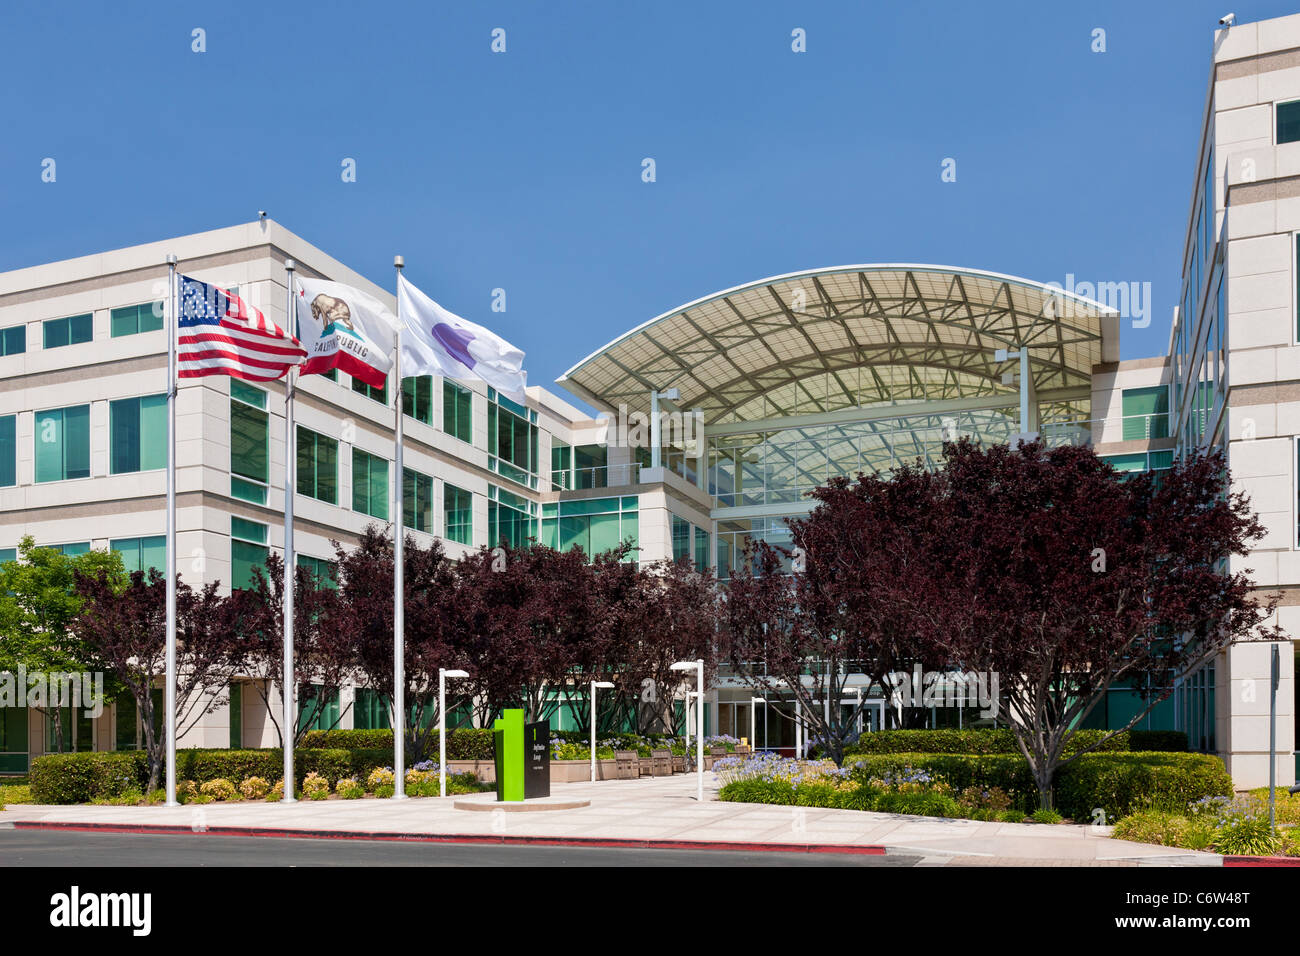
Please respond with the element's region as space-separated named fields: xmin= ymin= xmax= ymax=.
xmin=294 ymin=277 xmax=397 ymax=388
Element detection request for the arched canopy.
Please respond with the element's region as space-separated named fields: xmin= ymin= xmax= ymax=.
xmin=558 ymin=265 xmax=1120 ymax=426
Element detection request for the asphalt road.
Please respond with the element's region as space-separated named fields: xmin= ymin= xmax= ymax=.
xmin=0 ymin=828 xmax=921 ymax=867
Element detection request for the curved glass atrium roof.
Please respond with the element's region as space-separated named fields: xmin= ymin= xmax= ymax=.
xmin=558 ymin=265 xmax=1120 ymax=428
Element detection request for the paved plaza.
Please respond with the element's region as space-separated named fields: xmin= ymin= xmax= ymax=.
xmin=0 ymin=774 xmax=1220 ymax=866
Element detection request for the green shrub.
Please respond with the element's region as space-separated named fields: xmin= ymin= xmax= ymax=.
xmin=30 ymin=752 xmax=148 ymax=804
xmin=199 ymin=778 xmax=237 ymax=801
xmin=374 ymin=783 xmax=395 ymax=799
xmin=239 ymin=777 xmax=270 ymax=800
xmin=847 ymin=751 xmax=1231 ymax=819
xmin=300 ymin=728 xmax=495 ymax=761
xmin=176 ymin=748 xmax=351 ymax=787
xmin=1054 ymin=752 xmax=1232 ymax=819
xmin=1213 ymin=815 xmax=1281 ymax=856
xmin=1031 ymin=809 xmax=1063 ymax=824
xmin=1111 ymin=810 xmax=1214 ymax=849
xmin=1000 ymin=809 xmax=1027 ymax=823
xmin=301 ymin=771 xmax=330 ymax=798
xmin=844 ymin=728 xmax=1188 ymax=757
xmin=874 ymin=791 xmax=963 ymax=818
xmin=335 ymin=778 xmax=364 ymax=799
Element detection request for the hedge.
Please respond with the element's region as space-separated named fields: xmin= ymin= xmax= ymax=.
xmin=842 ymin=729 xmax=1187 ymax=757
xmin=845 ymin=751 xmax=1231 ymax=819
xmin=30 ymin=752 xmax=149 ymax=805
xmin=30 ymin=748 xmax=355 ymax=804
xmin=300 ymin=728 xmax=495 ymax=760
xmin=718 ymin=779 xmax=963 ymax=817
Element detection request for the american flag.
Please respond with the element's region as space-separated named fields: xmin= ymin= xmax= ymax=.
xmin=177 ymin=276 xmax=306 ymax=381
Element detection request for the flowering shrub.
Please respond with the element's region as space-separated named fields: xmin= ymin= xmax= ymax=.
xmin=366 ymin=767 xmax=395 ymax=792
xmin=177 ymin=780 xmax=199 ymax=803
xmin=713 ymin=753 xmax=850 ymax=789
xmin=302 ymin=772 xmax=330 ymax=800
xmin=549 ymin=742 xmax=616 ymax=761
xmin=703 ymin=735 xmax=742 ymax=752
xmin=239 ymin=777 xmax=270 ymax=800
xmin=335 ymin=777 xmax=364 ymax=799
xmin=866 ymin=766 xmax=952 ymax=796
xmin=957 ymin=785 xmax=1013 ymax=812
xmin=199 ymin=778 xmax=237 ymax=801
xmin=267 ymin=779 xmax=285 ymax=802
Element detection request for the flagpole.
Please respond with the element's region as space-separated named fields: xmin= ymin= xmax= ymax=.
xmin=164 ymin=254 xmax=179 ymax=807
xmin=392 ymin=255 xmax=406 ymax=799
xmin=282 ymin=260 xmax=297 ymax=803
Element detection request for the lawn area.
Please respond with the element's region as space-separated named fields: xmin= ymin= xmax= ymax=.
xmin=1 ymin=776 xmax=32 ymax=806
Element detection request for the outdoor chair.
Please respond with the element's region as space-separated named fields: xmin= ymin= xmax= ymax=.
xmin=651 ymin=748 xmax=673 ymax=776
xmin=614 ymin=750 xmax=639 ymax=780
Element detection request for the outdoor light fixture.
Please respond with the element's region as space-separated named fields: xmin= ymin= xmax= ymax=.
xmin=438 ymin=668 xmax=470 ymax=798
xmin=671 ymin=660 xmax=705 ymax=801
xmin=590 ymin=680 xmax=615 ymax=783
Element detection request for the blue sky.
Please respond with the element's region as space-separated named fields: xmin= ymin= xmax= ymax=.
xmin=2 ymin=0 xmax=1294 ymax=407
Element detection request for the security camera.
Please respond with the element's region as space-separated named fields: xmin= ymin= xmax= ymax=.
xmin=258 ymin=210 xmax=268 ymax=218
xmin=1219 ymin=13 xmax=1236 ymax=26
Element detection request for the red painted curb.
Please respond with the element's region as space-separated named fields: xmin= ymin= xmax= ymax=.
xmin=11 ymin=820 xmax=887 ymax=856
xmin=1222 ymin=855 xmax=1300 ymax=866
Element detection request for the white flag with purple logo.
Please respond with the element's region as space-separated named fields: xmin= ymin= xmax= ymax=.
xmin=398 ymin=274 xmax=526 ymax=400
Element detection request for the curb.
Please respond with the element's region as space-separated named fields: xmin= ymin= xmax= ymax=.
xmin=1222 ymin=854 xmax=1300 ymax=867
xmin=11 ymin=820 xmax=887 ymax=855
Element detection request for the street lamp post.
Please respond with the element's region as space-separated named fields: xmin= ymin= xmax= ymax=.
xmin=438 ymin=668 xmax=469 ymax=798
xmin=750 ymin=697 xmax=765 ymax=753
xmin=671 ymin=660 xmax=705 ymax=801
xmin=590 ymin=680 xmax=614 ymax=783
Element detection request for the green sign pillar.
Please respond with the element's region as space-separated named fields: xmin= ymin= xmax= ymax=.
xmin=493 ymin=709 xmax=525 ymax=802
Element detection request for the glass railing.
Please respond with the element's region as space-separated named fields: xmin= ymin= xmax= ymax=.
xmin=550 ymin=463 xmax=641 ymax=491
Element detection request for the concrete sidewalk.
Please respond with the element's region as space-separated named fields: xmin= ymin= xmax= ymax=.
xmin=0 ymin=775 xmax=1220 ymax=866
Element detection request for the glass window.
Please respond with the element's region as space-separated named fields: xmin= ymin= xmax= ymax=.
xmin=1101 ymin=453 xmax=1149 ymax=474
xmin=402 ymin=375 xmax=433 ymax=425
xmin=694 ymin=526 xmax=709 ymax=573
xmin=110 ymin=536 xmax=167 ymax=575
xmin=672 ymin=515 xmax=691 ymax=563
xmin=0 ymin=548 xmax=15 ymax=564
xmin=403 ymin=467 xmax=433 ymax=533
xmin=551 ymin=441 xmax=571 ymax=490
xmin=443 ymin=381 xmax=472 ymax=443
xmin=110 ymin=302 xmax=164 ymax=337
xmin=488 ymin=391 xmax=539 ymax=488
xmin=228 ymin=682 xmax=243 ymax=749
xmin=115 ymin=693 xmax=138 ymax=751
xmin=354 ymin=687 xmax=390 ymax=730
xmin=351 ymin=448 xmax=389 ymax=520
xmin=1120 ymin=386 xmax=1170 ymax=440
xmin=42 ymin=313 xmax=93 ymax=349
xmin=352 ymin=375 xmax=387 ymax=405
xmin=296 ymin=427 xmax=338 ymax=504
xmin=1279 ymin=100 xmax=1300 ymax=144
xmin=231 ymin=516 xmax=268 ymax=591
xmin=0 ymin=415 xmax=14 ymax=487
xmin=538 ymin=496 xmax=638 ymax=561
xmin=231 ymin=383 xmax=269 ymax=504
xmin=34 ymin=405 xmax=90 ymax=482
xmin=574 ymin=444 xmax=608 ymax=489
xmin=488 ymin=485 xmax=536 ymax=549
xmin=444 ymin=482 xmax=473 ymax=545
xmin=110 ymin=394 xmax=166 ymax=474
xmin=297 ymin=554 xmax=338 ymax=588
xmin=0 ymin=326 xmax=24 ymax=356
